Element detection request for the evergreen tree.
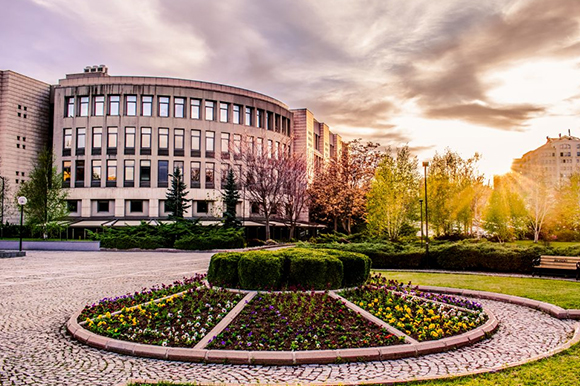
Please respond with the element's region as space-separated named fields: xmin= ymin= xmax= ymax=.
xmin=222 ymin=169 xmax=241 ymax=228
xmin=165 ymin=168 xmax=190 ymax=219
xmin=17 ymin=148 xmax=68 ymax=238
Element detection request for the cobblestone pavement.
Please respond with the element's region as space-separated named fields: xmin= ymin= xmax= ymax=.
xmin=0 ymin=251 xmax=577 ymax=386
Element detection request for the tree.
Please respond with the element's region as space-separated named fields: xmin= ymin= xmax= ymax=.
xmin=165 ymin=168 xmax=190 ymax=219
xmin=483 ymin=174 xmax=527 ymax=242
xmin=243 ymin=143 xmax=286 ymax=240
xmin=367 ymin=146 xmax=420 ymax=241
xmin=221 ymin=168 xmax=241 ymax=228
xmin=279 ymin=154 xmax=309 ymax=239
xmin=516 ymin=172 xmax=554 ymax=243
xmin=309 ymin=139 xmax=384 ymax=234
xmin=550 ymin=173 xmax=580 ymax=239
xmin=17 ymin=148 xmax=68 ymax=238
xmin=427 ymin=149 xmax=485 ymax=237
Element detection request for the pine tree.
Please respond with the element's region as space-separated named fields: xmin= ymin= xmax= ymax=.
xmin=165 ymin=168 xmax=190 ymax=219
xmin=222 ymin=169 xmax=241 ymax=228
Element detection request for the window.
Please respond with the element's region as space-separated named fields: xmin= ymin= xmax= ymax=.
xmin=206 ymin=131 xmax=215 ymax=157
xmin=65 ymin=97 xmax=75 ymax=117
xmin=191 ymin=129 xmax=201 ymax=157
xmin=275 ymin=114 xmax=280 ymax=132
xmin=94 ymin=96 xmax=105 ymax=116
xmin=63 ymin=128 xmax=72 ymax=156
xmin=197 ymin=201 xmax=208 ymax=213
xmin=220 ymin=102 xmax=229 ymax=122
xmin=124 ymin=127 xmax=136 ymax=155
xmin=97 ymin=200 xmax=110 ymax=213
xmin=124 ymin=160 xmax=135 ymax=187
xmin=140 ymin=127 xmax=152 ymax=155
xmin=126 ymin=95 xmax=137 ymax=116
xmin=234 ymin=134 xmax=242 ymax=160
xmin=67 ymin=200 xmax=78 ymax=213
xmin=91 ymin=160 xmax=101 ymax=187
xmin=205 ymin=162 xmax=215 ymax=188
xmin=190 ymin=99 xmax=201 ymax=119
xmin=174 ymin=97 xmax=185 ymax=118
xmin=159 ymin=96 xmax=170 ymax=117
xmin=76 ymin=128 xmax=86 ymax=155
xmin=107 ymin=127 xmax=118 ymax=155
xmin=142 ymin=96 xmax=153 ymax=116
xmin=106 ymin=160 xmax=117 ymax=187
xmin=233 ymin=105 xmax=241 ymax=124
xmin=266 ymin=111 xmax=273 ymax=130
xmin=79 ymin=96 xmax=89 ymax=116
xmin=267 ymin=139 xmax=273 ymax=158
xmin=205 ymin=101 xmax=215 ymax=121
xmin=274 ymin=141 xmax=280 ymax=159
xmin=130 ymin=200 xmax=143 ymax=213
xmin=251 ymin=202 xmax=260 ymax=214
xmin=257 ymin=109 xmax=263 ymax=128
xmin=245 ymin=107 xmax=253 ymax=126
xmin=221 ymin=163 xmax=230 ymax=188
xmin=247 ymin=136 xmax=255 ymax=155
xmin=190 ymin=161 xmax=201 ymax=188
xmin=158 ymin=128 xmax=169 ymax=156
xmin=257 ymin=137 xmax=264 ymax=156
xmin=173 ymin=161 xmax=184 ymax=180
xmin=140 ymin=160 xmax=151 ymax=187
xmin=75 ymin=160 xmax=85 ymax=187
xmin=158 ymin=160 xmax=169 ymax=188
xmin=221 ymin=132 xmax=230 ymax=159
xmin=109 ymin=95 xmax=120 ymax=115
xmin=174 ymin=128 xmax=185 ymax=156
xmin=92 ymin=127 xmax=102 ymax=155
xmin=63 ymin=161 xmax=71 ymax=187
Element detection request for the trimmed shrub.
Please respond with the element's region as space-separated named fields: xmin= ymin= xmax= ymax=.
xmin=207 ymin=252 xmax=242 ymax=288
xmin=283 ymin=248 xmax=344 ymax=290
xmin=174 ymin=228 xmax=245 ymax=250
xmin=321 ymin=249 xmax=371 ymax=287
xmin=238 ymin=251 xmax=285 ymax=290
xmin=99 ymin=235 xmax=163 ymax=249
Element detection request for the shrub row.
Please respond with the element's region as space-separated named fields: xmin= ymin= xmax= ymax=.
xmin=303 ymin=241 xmax=576 ymax=274
xmin=207 ymin=248 xmax=371 ymax=290
xmin=91 ymin=220 xmax=245 ymax=250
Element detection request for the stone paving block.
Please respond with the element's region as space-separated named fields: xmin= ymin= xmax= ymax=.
xmin=250 ymin=351 xmax=294 ymax=365
xmin=71 ymin=327 xmax=91 ymax=343
xmin=106 ymin=339 xmax=136 ymax=355
xmin=464 ymin=329 xmax=485 ymax=342
xmin=294 ymin=349 xmax=339 ymax=365
xmin=166 ymin=348 xmax=206 ymax=362
xmin=566 ymin=310 xmax=580 ymax=319
xmin=86 ymin=334 xmax=109 ymax=349
xmin=442 ymin=335 xmax=470 ymax=350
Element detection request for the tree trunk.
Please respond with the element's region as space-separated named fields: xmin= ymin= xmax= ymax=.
xmin=265 ymin=217 xmax=271 ymax=240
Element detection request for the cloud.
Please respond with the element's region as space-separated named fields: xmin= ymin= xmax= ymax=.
xmin=425 ymin=103 xmax=545 ymax=130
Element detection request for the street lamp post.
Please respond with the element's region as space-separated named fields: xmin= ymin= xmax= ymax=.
xmin=422 ymin=161 xmax=429 ymax=255
xmin=18 ymin=196 xmax=27 ymax=252
xmin=419 ymin=199 xmax=424 ymax=247
xmin=0 ymin=176 xmax=5 ymax=238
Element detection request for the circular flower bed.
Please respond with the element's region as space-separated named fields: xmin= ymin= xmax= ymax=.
xmin=72 ymin=273 xmax=496 ymax=364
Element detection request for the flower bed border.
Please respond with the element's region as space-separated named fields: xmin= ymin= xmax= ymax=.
xmin=67 ymin=287 xmax=500 ymax=365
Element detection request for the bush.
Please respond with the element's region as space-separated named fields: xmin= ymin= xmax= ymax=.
xmin=207 ymin=252 xmax=242 ymax=288
xmin=174 ymin=228 xmax=245 ymax=250
xmin=99 ymin=234 xmax=164 ymax=249
xmin=321 ymin=249 xmax=371 ymax=287
xmin=238 ymin=251 xmax=286 ymax=290
xmin=282 ymin=248 xmax=343 ymax=290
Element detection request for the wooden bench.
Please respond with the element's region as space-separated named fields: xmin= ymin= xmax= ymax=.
xmin=533 ymin=255 xmax=580 ymax=280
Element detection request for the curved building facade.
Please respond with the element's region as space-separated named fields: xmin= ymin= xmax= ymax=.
xmin=53 ymin=66 xmax=294 ymax=221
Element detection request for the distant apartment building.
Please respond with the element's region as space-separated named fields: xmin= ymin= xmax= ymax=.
xmin=0 ymin=66 xmax=342 ymax=227
xmin=0 ymin=70 xmax=52 ymax=223
xmin=511 ymin=132 xmax=580 ymax=185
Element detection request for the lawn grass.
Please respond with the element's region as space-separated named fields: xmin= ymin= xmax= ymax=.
xmin=379 ymin=271 xmax=580 ymax=309
xmin=507 ymin=240 xmax=580 ymax=248
xmin=128 ymin=271 xmax=580 ymax=386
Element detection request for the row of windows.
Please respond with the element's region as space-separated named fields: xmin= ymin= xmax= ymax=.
xmin=558 ymin=144 xmax=580 ymax=149
xmin=63 ymin=127 xmax=289 ymax=159
xmin=62 ymin=159 xmax=244 ymax=190
xmin=69 ymin=199 xmax=215 ymax=215
xmin=64 ymin=95 xmax=291 ymax=135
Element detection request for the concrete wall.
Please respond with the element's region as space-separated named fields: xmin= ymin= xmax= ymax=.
xmin=0 ymin=240 xmax=100 ymax=251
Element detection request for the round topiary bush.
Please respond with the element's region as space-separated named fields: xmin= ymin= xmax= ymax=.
xmin=207 ymin=247 xmax=372 ymax=290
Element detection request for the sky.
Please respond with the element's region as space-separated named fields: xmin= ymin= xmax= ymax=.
xmin=2 ymin=0 xmax=580 ymax=179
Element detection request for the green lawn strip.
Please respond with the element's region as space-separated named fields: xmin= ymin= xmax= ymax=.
xmin=507 ymin=240 xmax=580 ymax=248
xmin=378 ymin=271 xmax=580 ymax=309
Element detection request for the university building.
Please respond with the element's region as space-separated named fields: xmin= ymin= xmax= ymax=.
xmin=511 ymin=132 xmax=580 ymax=185
xmin=0 ymin=66 xmax=342 ymax=232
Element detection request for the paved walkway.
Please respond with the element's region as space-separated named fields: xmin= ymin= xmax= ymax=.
xmin=0 ymin=251 xmax=577 ymax=386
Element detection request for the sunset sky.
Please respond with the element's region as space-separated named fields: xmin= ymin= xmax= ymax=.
xmin=2 ymin=0 xmax=580 ymax=179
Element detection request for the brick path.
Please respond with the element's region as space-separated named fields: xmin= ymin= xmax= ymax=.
xmin=0 ymin=251 xmax=577 ymax=385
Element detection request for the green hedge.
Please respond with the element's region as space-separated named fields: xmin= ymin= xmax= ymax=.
xmin=207 ymin=247 xmax=371 ymax=290
xmin=207 ymin=252 xmax=242 ymax=288
xmin=174 ymin=229 xmax=245 ymax=250
xmin=238 ymin=251 xmax=285 ymax=290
